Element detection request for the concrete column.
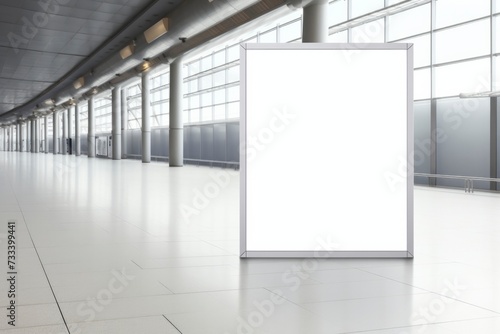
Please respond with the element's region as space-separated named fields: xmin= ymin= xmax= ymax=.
xmin=16 ymin=124 xmax=21 ymax=151
xmin=112 ymin=87 xmax=121 ymax=160
xmin=169 ymin=57 xmax=183 ymax=167
xmin=1 ymin=128 xmax=5 ymax=151
xmin=121 ymin=87 xmax=128 ymax=159
xmin=302 ymin=0 xmax=329 ymax=43
xmin=44 ymin=116 xmax=48 ymax=154
xmin=53 ymin=111 xmax=59 ymax=155
xmin=35 ymin=118 xmax=40 ymax=153
xmin=30 ymin=120 xmax=35 ymax=153
xmin=88 ymin=97 xmax=96 ymax=158
xmin=67 ymin=107 xmax=72 ymax=153
xmin=25 ymin=122 xmax=29 ymax=152
xmin=10 ymin=125 xmax=14 ymax=151
xmin=142 ymin=71 xmax=152 ymax=163
xmin=18 ymin=124 xmax=23 ymax=152
xmin=75 ymin=104 xmax=81 ymax=156
xmin=62 ymin=109 xmax=67 ymax=155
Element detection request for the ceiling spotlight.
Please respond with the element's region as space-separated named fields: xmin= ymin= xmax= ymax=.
xmin=179 ymin=37 xmax=187 ymax=43
xmin=44 ymin=98 xmax=55 ymax=106
xmin=144 ymin=17 xmax=169 ymax=43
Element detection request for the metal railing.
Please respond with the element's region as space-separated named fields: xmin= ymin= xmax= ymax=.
xmin=414 ymin=173 xmax=500 ymax=193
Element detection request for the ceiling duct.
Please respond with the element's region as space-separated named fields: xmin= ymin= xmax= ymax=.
xmin=1 ymin=0 xmax=289 ymax=120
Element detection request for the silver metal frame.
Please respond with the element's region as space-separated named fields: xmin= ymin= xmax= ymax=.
xmin=240 ymin=43 xmax=414 ymax=258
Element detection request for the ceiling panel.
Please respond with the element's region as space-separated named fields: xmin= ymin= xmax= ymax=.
xmin=0 ymin=0 xmax=159 ymax=118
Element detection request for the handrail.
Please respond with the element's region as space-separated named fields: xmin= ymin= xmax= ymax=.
xmin=414 ymin=173 xmax=500 ymax=193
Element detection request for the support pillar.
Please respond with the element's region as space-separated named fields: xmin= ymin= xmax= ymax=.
xmin=19 ymin=123 xmax=23 ymax=152
xmin=142 ymin=71 xmax=152 ymax=163
xmin=169 ymin=57 xmax=184 ymax=167
xmin=1 ymin=128 xmax=5 ymax=151
xmin=88 ymin=97 xmax=96 ymax=158
xmin=44 ymin=116 xmax=48 ymax=153
xmin=35 ymin=118 xmax=40 ymax=153
xmin=301 ymin=0 xmax=329 ymax=43
xmin=30 ymin=120 xmax=35 ymax=153
xmin=26 ymin=121 xmax=30 ymax=153
xmin=17 ymin=124 xmax=21 ymax=152
xmin=62 ymin=109 xmax=67 ymax=155
xmin=112 ymin=87 xmax=121 ymax=160
xmin=53 ymin=111 xmax=59 ymax=155
xmin=67 ymin=107 xmax=72 ymax=154
xmin=75 ymin=104 xmax=81 ymax=156
xmin=121 ymin=87 xmax=128 ymax=159
xmin=10 ymin=125 xmax=14 ymax=151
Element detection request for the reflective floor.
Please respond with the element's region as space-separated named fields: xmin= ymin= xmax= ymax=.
xmin=0 ymin=152 xmax=499 ymax=334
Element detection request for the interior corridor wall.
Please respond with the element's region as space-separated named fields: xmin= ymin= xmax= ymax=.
xmin=414 ymin=101 xmax=431 ymax=185
xmin=436 ymin=97 xmax=490 ymax=190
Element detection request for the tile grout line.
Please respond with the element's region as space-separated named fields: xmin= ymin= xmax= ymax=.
xmin=162 ymin=315 xmax=183 ymax=333
xmin=8 ymin=171 xmax=72 ymax=333
xmin=354 ymin=267 xmax=500 ymax=315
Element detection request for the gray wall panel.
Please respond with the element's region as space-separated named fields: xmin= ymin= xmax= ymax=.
xmin=414 ymin=101 xmax=431 ymax=185
xmin=189 ymin=126 xmax=201 ymax=160
xmin=151 ymin=128 xmax=162 ymax=157
xmin=160 ymin=128 xmax=169 ymax=157
xmin=81 ymin=134 xmax=88 ymax=154
xmin=227 ymin=122 xmax=239 ymax=163
xmin=214 ymin=123 xmax=227 ymax=162
xmin=131 ymin=129 xmax=142 ymax=156
xmin=436 ymin=98 xmax=490 ymax=190
xmin=201 ymin=125 xmax=214 ymax=161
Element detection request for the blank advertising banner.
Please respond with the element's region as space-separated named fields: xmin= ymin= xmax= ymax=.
xmin=240 ymin=43 xmax=413 ymax=258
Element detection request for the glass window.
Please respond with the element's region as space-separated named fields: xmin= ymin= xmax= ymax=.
xmin=495 ymin=16 xmax=500 ymax=53
xmin=213 ymin=50 xmax=225 ymax=67
xmin=227 ymin=102 xmax=239 ymax=118
xmin=496 ymin=0 xmax=499 ymax=13
xmin=190 ymin=109 xmax=200 ymax=123
xmin=259 ymin=28 xmax=277 ymax=43
xmin=397 ymin=34 xmax=430 ymax=68
xmin=227 ymin=45 xmax=239 ymax=62
xmin=200 ymin=75 xmax=212 ymax=90
xmin=213 ymin=70 xmax=225 ymax=87
xmin=201 ymin=106 xmax=213 ymax=122
xmin=435 ymin=58 xmax=490 ymax=98
xmin=214 ymin=88 xmax=225 ymax=105
xmin=328 ymin=30 xmax=348 ymax=43
xmin=227 ymin=66 xmax=239 ymax=83
xmin=189 ymin=95 xmax=200 ymax=109
xmin=214 ymin=105 xmax=225 ymax=120
xmin=350 ymin=19 xmax=384 ymax=43
xmin=227 ymin=86 xmax=239 ymax=102
xmin=350 ymin=0 xmax=384 ymax=18
xmin=435 ymin=19 xmax=490 ymax=64
xmin=414 ymin=68 xmax=431 ymax=100
xmin=494 ymin=56 xmax=500 ymax=91
xmin=279 ymin=20 xmax=301 ymax=42
xmin=387 ymin=4 xmax=430 ymax=41
xmin=436 ymin=0 xmax=490 ymax=29
xmin=188 ymin=60 xmax=200 ymax=76
xmin=329 ymin=0 xmax=347 ymax=26
xmin=201 ymin=56 xmax=212 ymax=72
xmin=187 ymin=79 xmax=198 ymax=93
xmin=387 ymin=0 xmax=405 ymax=4
xmin=183 ymin=109 xmax=189 ymax=124
xmin=201 ymin=92 xmax=212 ymax=107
